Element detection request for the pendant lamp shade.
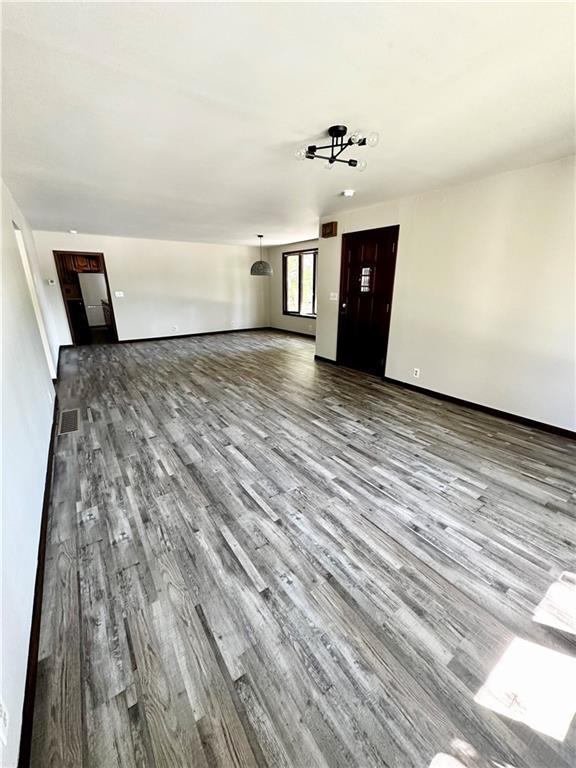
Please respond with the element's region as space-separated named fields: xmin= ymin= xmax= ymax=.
xmin=250 ymin=235 xmax=273 ymax=276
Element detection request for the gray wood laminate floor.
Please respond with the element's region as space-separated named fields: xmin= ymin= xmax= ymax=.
xmin=31 ymin=331 xmax=576 ymax=768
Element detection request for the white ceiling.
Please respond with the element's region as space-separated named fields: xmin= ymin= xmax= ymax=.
xmin=2 ymin=2 xmax=574 ymax=245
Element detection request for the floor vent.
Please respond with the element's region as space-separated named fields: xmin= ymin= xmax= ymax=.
xmin=59 ymin=408 xmax=80 ymax=435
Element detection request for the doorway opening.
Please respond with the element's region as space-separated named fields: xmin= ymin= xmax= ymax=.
xmin=53 ymin=251 xmax=118 ymax=346
xmin=337 ymin=225 xmax=399 ymax=376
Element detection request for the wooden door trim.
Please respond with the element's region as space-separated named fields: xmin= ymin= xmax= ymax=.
xmin=53 ymin=250 xmax=119 ymax=345
xmin=336 ymin=236 xmax=350 ymax=364
xmin=379 ymin=226 xmax=399 ymax=375
xmin=97 ymin=253 xmax=119 ymax=343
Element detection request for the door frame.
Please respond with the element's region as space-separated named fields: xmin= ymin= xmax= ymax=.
xmin=336 ymin=225 xmax=399 ymax=376
xmin=53 ymin=250 xmax=119 ymax=345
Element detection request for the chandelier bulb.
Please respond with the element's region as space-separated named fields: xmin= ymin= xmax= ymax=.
xmin=366 ymin=131 xmax=380 ymax=148
xmin=356 ymin=159 xmax=368 ymax=172
xmin=295 ymin=147 xmax=307 ymax=161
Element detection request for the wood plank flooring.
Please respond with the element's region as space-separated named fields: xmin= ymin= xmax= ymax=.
xmin=31 ymin=330 xmax=576 ymax=767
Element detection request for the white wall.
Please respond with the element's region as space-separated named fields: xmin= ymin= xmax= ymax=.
xmin=1 ymin=183 xmax=55 ymax=768
xmin=11 ymin=228 xmax=56 ymax=379
xmin=317 ymin=156 xmax=575 ymax=430
xmin=267 ymin=239 xmax=318 ymax=336
xmin=32 ymin=231 xmax=270 ymax=347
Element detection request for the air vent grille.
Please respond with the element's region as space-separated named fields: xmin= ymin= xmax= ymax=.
xmin=59 ymin=409 xmax=79 ymax=435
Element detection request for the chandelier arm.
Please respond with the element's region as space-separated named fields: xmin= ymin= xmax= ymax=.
xmin=309 ymin=154 xmax=358 ymax=164
xmin=332 ymin=142 xmax=352 ymax=160
xmin=310 ymin=143 xmax=335 ymax=151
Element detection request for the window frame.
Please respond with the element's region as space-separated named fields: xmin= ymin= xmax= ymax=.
xmin=282 ymin=248 xmax=318 ymax=318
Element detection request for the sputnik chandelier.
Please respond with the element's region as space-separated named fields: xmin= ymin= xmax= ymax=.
xmin=295 ymin=125 xmax=379 ymax=171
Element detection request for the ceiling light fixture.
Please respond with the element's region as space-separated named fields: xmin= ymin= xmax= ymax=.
xmin=250 ymin=234 xmax=273 ymax=276
xmin=342 ymin=189 xmax=355 ymax=197
xmin=296 ymin=125 xmax=379 ymax=171
xmin=69 ymin=229 xmax=78 ymax=234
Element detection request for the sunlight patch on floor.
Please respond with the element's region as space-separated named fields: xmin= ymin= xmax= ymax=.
xmin=428 ymin=738 xmax=517 ymax=767
xmin=474 ymin=637 xmax=576 ymax=741
xmin=429 ymin=755 xmax=467 ymax=767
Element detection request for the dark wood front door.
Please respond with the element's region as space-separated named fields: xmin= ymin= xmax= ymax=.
xmin=337 ymin=225 xmax=399 ymax=375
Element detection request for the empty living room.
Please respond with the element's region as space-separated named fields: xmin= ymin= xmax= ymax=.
xmin=1 ymin=2 xmax=575 ymax=767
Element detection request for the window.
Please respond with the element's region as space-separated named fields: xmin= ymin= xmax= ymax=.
xmin=360 ymin=266 xmax=372 ymax=292
xmin=283 ymin=249 xmax=318 ymax=317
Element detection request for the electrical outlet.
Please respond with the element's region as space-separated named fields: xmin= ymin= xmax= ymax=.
xmin=413 ymin=368 xmax=420 ymax=379
xmin=0 ymin=699 xmax=9 ymax=747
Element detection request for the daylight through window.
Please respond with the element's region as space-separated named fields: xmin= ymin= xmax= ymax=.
xmin=283 ymin=249 xmax=318 ymax=317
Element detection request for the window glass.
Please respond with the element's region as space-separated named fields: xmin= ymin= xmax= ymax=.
xmin=286 ymin=254 xmax=299 ymax=313
xmin=301 ymin=252 xmax=315 ymax=315
xmin=360 ymin=265 xmax=372 ymax=292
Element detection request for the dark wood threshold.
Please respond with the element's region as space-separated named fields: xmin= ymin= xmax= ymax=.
xmin=384 ymin=376 xmax=575 ymax=440
xmin=18 ymin=395 xmax=59 ymax=768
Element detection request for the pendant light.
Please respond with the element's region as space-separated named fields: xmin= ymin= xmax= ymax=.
xmin=250 ymin=234 xmax=273 ymax=276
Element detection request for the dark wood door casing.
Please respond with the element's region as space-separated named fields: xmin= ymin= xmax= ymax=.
xmin=337 ymin=225 xmax=399 ymax=376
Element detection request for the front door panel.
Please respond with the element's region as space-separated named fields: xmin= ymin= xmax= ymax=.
xmin=337 ymin=225 xmax=399 ymax=375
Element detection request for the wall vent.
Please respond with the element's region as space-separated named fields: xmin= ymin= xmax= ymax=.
xmin=59 ymin=409 xmax=79 ymax=435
